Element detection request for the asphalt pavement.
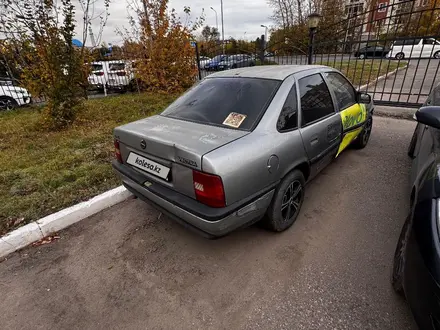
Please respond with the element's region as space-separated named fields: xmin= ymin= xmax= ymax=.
xmin=0 ymin=116 xmax=417 ymax=330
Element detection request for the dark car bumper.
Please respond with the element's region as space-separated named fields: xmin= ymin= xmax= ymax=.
xmin=112 ymin=160 xmax=275 ymax=237
xmin=404 ymin=199 xmax=440 ymax=329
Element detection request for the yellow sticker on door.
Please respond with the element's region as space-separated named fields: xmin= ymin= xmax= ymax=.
xmin=336 ymin=104 xmax=367 ymax=157
xmin=340 ymin=103 xmax=367 ymax=131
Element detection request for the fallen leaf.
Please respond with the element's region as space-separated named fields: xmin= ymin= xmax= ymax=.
xmin=32 ymin=235 xmax=60 ymax=247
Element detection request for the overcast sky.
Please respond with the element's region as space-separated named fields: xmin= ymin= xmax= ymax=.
xmin=73 ymin=0 xmax=273 ymax=46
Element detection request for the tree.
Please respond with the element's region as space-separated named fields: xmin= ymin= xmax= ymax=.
xmin=118 ymin=0 xmax=204 ymax=93
xmin=0 ymin=0 xmax=110 ymax=129
xmin=201 ymin=25 xmax=220 ymax=42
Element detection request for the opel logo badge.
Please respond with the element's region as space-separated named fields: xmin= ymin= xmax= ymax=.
xmin=140 ymin=140 xmax=146 ymax=149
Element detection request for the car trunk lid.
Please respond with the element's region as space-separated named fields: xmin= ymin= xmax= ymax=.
xmin=114 ymin=115 xmax=249 ymax=172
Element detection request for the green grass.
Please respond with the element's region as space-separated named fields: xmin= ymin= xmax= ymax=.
xmin=0 ymin=93 xmax=176 ymax=235
xmin=316 ymin=59 xmax=407 ymax=86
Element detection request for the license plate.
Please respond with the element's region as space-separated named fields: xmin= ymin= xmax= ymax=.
xmin=126 ymin=152 xmax=170 ymax=180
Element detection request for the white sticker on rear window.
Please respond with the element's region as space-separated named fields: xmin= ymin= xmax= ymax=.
xmin=223 ymin=112 xmax=247 ymax=128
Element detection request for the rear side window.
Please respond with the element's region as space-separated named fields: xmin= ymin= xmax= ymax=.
xmin=394 ymin=38 xmax=421 ymax=46
xmin=161 ymin=77 xmax=281 ymax=130
xmin=277 ymin=84 xmax=298 ymax=131
xmin=299 ymin=74 xmax=335 ymax=126
xmin=324 ymin=72 xmax=357 ymax=110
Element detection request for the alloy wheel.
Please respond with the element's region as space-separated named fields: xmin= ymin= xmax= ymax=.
xmin=281 ymin=180 xmax=302 ymax=222
xmin=0 ymin=98 xmax=14 ymax=111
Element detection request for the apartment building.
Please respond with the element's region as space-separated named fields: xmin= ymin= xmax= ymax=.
xmin=344 ymin=0 xmax=430 ymax=41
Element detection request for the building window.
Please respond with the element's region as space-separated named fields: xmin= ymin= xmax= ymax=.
xmin=378 ymin=2 xmax=387 ymax=12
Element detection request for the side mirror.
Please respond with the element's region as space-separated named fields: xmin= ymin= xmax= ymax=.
xmin=357 ymin=92 xmax=371 ymax=104
xmin=415 ymin=106 xmax=440 ymax=129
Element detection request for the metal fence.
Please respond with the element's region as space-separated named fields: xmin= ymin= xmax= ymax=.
xmin=1 ymin=0 xmax=439 ymax=111
xmin=0 ymin=56 xmax=147 ymax=110
xmin=195 ymin=0 xmax=440 ymax=108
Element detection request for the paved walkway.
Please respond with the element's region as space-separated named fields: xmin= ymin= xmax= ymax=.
xmin=367 ymin=59 xmax=440 ymax=105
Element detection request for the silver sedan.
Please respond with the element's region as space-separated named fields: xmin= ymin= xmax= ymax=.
xmin=113 ymin=65 xmax=374 ymax=237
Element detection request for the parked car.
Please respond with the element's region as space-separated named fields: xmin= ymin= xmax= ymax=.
xmin=87 ymin=62 xmax=107 ymax=91
xmin=198 ymin=56 xmax=211 ymax=69
xmin=218 ymin=54 xmax=256 ymax=70
xmin=106 ymin=60 xmax=134 ymax=91
xmin=392 ymin=82 xmax=440 ymax=329
xmin=112 ymin=65 xmax=373 ymax=237
xmin=388 ymin=37 xmax=440 ymax=60
xmin=354 ymin=46 xmax=389 ymax=59
xmin=0 ymin=80 xmax=31 ymax=111
xmin=205 ymin=55 xmax=228 ymax=71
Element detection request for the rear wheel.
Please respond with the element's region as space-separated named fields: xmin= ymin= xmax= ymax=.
xmin=353 ymin=116 xmax=373 ymax=149
xmin=359 ymin=53 xmax=366 ymax=59
xmin=0 ymin=96 xmax=18 ymax=111
xmin=264 ymin=170 xmax=305 ymax=232
xmin=392 ymin=214 xmax=411 ymax=297
xmin=395 ymin=52 xmax=405 ymax=60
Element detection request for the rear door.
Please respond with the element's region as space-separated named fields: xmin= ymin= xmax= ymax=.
xmin=297 ymin=73 xmax=342 ymax=177
xmin=422 ymin=38 xmax=436 ymax=58
xmin=408 ymin=38 xmax=423 ymax=58
xmin=323 ymin=71 xmax=367 ymax=156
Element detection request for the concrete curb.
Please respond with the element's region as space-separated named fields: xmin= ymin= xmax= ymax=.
xmin=358 ymin=64 xmax=408 ymax=92
xmin=374 ymin=106 xmax=416 ymax=120
xmin=0 ymin=186 xmax=132 ymax=259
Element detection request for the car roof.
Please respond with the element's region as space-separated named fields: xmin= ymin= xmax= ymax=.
xmin=207 ymin=65 xmax=330 ymax=80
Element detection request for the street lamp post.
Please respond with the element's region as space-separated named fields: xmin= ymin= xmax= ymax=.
xmin=261 ymin=24 xmax=268 ymax=50
xmin=220 ymin=0 xmax=225 ymax=54
xmin=307 ymin=13 xmax=321 ymax=65
xmin=210 ymin=7 xmax=219 ymax=33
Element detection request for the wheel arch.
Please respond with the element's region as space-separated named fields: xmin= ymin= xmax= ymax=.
xmin=280 ymin=160 xmax=311 ymax=183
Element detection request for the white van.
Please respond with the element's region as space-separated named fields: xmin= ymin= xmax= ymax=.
xmin=388 ymin=37 xmax=440 ymax=60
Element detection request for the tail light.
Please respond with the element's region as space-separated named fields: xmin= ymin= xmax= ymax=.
xmin=117 ymin=72 xmax=126 ymax=76
xmin=193 ymin=170 xmax=225 ymax=208
xmin=95 ymin=72 xmax=104 ymax=76
xmin=114 ymin=140 xmax=123 ymax=163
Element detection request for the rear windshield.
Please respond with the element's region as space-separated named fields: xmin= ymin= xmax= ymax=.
xmin=161 ymin=77 xmax=281 ymax=130
xmin=109 ymin=63 xmax=125 ymax=71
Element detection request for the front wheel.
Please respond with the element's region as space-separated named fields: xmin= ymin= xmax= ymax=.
xmin=434 ymin=51 xmax=440 ymax=59
xmin=395 ymin=52 xmax=405 ymax=60
xmin=263 ymin=170 xmax=305 ymax=232
xmin=0 ymin=96 xmax=18 ymax=111
xmin=353 ymin=116 xmax=373 ymax=149
xmin=359 ymin=54 xmax=366 ymax=59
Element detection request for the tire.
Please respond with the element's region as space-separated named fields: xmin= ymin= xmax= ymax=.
xmin=264 ymin=170 xmax=305 ymax=232
xmin=359 ymin=54 xmax=366 ymax=59
xmin=0 ymin=96 xmax=18 ymax=111
xmin=392 ymin=214 xmax=411 ymax=297
xmin=434 ymin=51 xmax=440 ymax=59
xmin=353 ymin=116 xmax=373 ymax=149
xmin=395 ymin=52 xmax=405 ymax=60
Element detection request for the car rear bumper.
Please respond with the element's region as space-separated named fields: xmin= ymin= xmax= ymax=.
xmin=112 ymin=161 xmax=275 ymax=237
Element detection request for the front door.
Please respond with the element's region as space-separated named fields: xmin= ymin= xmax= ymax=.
xmin=297 ymin=73 xmax=342 ymax=177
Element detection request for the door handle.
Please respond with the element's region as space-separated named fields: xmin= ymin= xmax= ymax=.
xmin=310 ymin=137 xmax=319 ymax=145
